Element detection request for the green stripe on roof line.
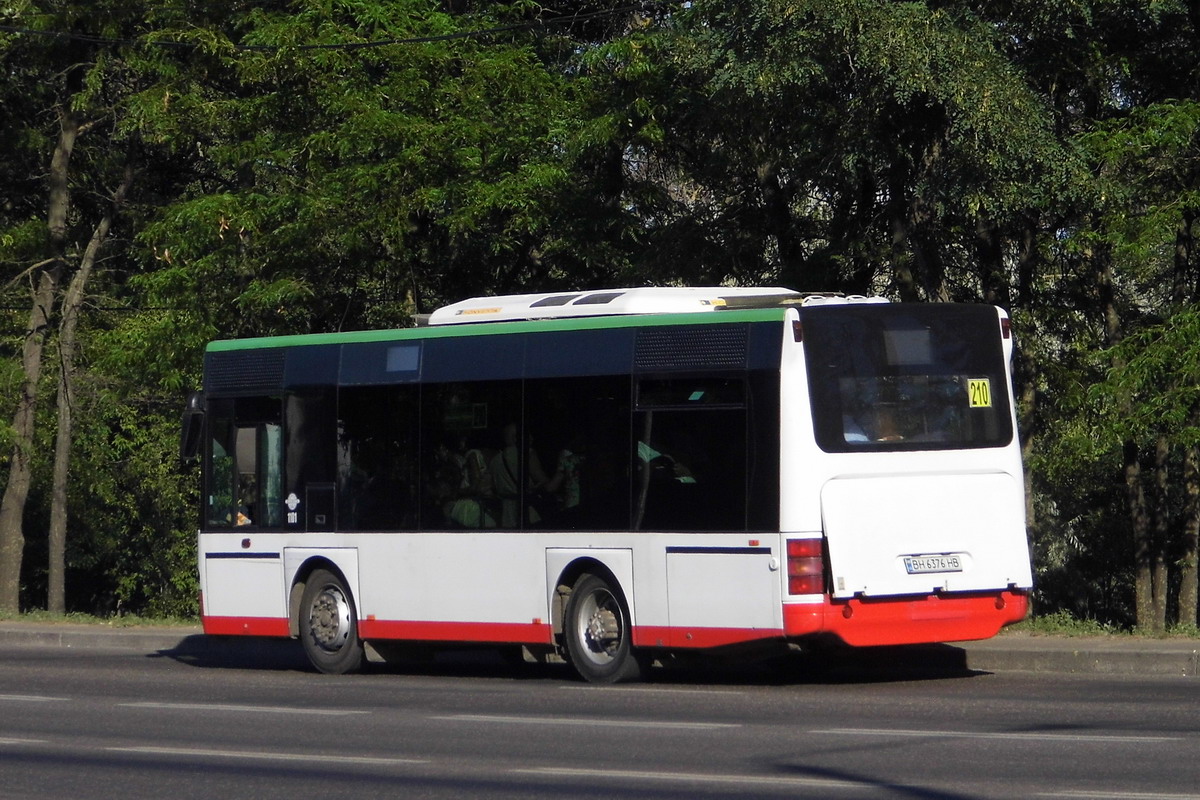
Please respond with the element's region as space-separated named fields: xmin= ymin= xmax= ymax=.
xmin=205 ymin=307 xmax=789 ymax=352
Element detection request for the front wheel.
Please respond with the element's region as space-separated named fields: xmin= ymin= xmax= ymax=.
xmin=299 ymin=569 xmax=364 ymax=674
xmin=563 ymin=574 xmax=645 ymax=683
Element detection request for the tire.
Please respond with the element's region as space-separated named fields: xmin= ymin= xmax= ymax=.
xmin=563 ymin=573 xmax=645 ymax=683
xmin=298 ymin=569 xmax=364 ymax=674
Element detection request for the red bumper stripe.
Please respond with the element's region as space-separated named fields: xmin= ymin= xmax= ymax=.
xmin=202 ymin=616 xmax=291 ymax=637
xmin=783 ymin=590 xmax=1029 ymax=646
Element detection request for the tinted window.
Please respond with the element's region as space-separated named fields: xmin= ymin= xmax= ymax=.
xmin=525 ymin=375 xmax=633 ymax=531
xmin=802 ymin=304 xmax=1013 ymax=452
xmin=421 ymin=381 xmax=521 ymax=529
xmin=338 ymin=385 xmax=420 ymax=531
xmin=634 ymin=377 xmax=748 ymax=531
xmin=204 ymin=396 xmax=283 ymax=529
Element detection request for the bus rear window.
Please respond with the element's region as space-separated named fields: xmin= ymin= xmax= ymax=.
xmin=801 ymin=304 xmax=1013 ymax=452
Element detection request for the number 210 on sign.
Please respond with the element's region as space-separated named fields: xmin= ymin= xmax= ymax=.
xmin=967 ymin=378 xmax=992 ymax=408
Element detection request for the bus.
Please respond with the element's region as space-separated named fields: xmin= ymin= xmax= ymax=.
xmin=180 ymin=286 xmax=1033 ymax=682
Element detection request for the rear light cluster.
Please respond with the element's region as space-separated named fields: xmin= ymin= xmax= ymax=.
xmin=786 ymin=538 xmax=825 ymax=595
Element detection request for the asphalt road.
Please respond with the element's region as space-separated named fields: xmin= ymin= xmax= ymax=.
xmin=1 ymin=638 xmax=1199 ymax=800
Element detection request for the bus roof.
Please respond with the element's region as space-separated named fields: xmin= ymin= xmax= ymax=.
xmin=206 ymin=288 xmax=888 ymax=352
xmin=423 ymin=286 xmax=886 ymax=325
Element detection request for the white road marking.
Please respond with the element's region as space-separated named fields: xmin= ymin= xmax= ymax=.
xmin=560 ymin=685 xmax=746 ymax=696
xmin=1040 ymin=792 xmax=1200 ymax=799
xmin=823 ymin=728 xmax=1180 ymax=743
xmin=514 ymin=766 xmax=866 ymax=790
xmin=0 ymin=694 xmax=66 ymax=702
xmin=118 ymin=701 xmax=368 ymax=716
xmin=434 ymin=713 xmax=738 ymax=730
xmin=0 ymin=738 xmax=46 ymax=746
xmin=106 ymin=745 xmax=427 ymax=766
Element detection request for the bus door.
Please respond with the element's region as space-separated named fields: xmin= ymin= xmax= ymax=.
xmin=201 ymin=397 xmax=288 ymax=627
xmin=634 ymin=377 xmax=783 ymax=646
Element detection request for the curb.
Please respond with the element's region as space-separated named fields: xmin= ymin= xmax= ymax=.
xmin=1 ymin=622 xmax=1196 ymax=678
xmin=959 ymin=635 xmax=1200 ymax=677
xmin=0 ymin=623 xmax=199 ymax=653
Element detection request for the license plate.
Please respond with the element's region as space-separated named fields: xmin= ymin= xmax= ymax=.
xmin=903 ymin=554 xmax=964 ymax=574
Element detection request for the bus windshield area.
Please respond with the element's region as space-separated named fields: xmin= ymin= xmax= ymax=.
xmin=802 ymin=304 xmax=1013 ymax=453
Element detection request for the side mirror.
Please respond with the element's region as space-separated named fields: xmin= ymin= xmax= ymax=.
xmin=180 ymin=391 xmax=206 ymax=461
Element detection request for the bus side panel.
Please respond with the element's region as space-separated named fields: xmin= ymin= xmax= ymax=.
xmin=354 ymin=534 xmax=555 ymax=645
xmin=200 ymin=535 xmax=289 ymax=637
xmin=662 ymin=545 xmax=782 ymax=648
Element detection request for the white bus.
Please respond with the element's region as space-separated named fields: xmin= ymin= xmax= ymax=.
xmin=181 ymin=287 xmax=1033 ymax=682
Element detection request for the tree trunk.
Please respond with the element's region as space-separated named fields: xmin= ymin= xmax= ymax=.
xmin=1016 ymin=352 xmax=1039 ymax=549
xmin=1151 ymin=435 xmax=1170 ymax=630
xmin=1013 ymin=212 xmax=1041 ymax=554
xmin=885 ymin=149 xmax=919 ymax=302
xmin=48 ymin=165 xmax=134 ymax=613
xmin=1093 ymin=235 xmax=1160 ymax=630
xmin=756 ymin=160 xmax=802 ymax=278
xmin=1181 ymin=433 xmax=1200 ymax=627
xmin=975 ymin=212 xmax=1009 ymax=308
xmin=1170 ymin=209 xmax=1198 ymax=627
xmin=911 ymin=135 xmax=949 ymax=303
xmin=0 ymin=110 xmax=79 ymax=613
xmin=1126 ymin=441 xmax=1157 ymax=631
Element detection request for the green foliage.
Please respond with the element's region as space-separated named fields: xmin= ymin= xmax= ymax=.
xmin=131 ymin=0 xmax=580 ymax=329
xmin=53 ymin=389 xmax=199 ymax=617
xmin=1096 ymin=308 xmax=1200 ymax=445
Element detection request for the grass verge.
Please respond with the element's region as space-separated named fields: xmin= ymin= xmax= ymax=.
xmin=1008 ymin=610 xmax=1200 ymax=638
xmin=0 ymin=610 xmax=199 ymax=628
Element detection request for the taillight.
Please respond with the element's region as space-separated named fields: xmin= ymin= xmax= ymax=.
xmin=786 ymin=538 xmax=825 ymax=595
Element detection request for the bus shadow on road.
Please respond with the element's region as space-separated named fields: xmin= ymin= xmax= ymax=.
xmin=653 ymin=643 xmax=981 ymax=686
xmin=155 ymin=635 xmax=980 ymax=685
xmin=154 ymin=634 xmax=314 ymax=671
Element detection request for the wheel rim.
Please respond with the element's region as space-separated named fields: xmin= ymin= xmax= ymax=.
xmin=308 ymin=583 xmax=353 ymax=653
xmin=573 ymin=586 xmax=624 ymax=666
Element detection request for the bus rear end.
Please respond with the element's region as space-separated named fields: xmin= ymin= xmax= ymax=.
xmin=779 ymin=301 xmax=1033 ymax=647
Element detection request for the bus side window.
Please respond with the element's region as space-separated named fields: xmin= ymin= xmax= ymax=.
xmin=203 ymin=397 xmax=283 ymax=529
xmin=420 ymin=380 xmax=519 ymax=530
xmin=633 ymin=376 xmax=748 ymax=532
xmin=206 ymin=399 xmax=235 ymax=528
xmin=524 ymin=375 xmax=632 ymax=532
xmin=337 ymin=385 xmax=420 ymax=532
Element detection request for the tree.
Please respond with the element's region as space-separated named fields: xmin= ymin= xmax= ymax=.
xmin=0 ymin=4 xmax=92 ymax=610
xmin=561 ymin=0 xmax=1067 ymax=297
xmin=1 ymin=0 xmax=200 ymax=612
xmin=135 ymin=0 xmax=582 ymax=340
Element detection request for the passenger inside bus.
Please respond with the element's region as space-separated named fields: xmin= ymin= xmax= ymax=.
xmin=543 ymin=432 xmax=585 ymax=518
xmin=437 ymin=432 xmax=498 ymax=529
xmin=489 ymin=422 xmax=549 ymax=528
xmin=235 ymin=474 xmax=256 ymax=526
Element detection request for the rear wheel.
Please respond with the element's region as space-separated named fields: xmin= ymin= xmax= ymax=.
xmin=299 ymin=569 xmax=364 ymax=674
xmin=563 ymin=573 xmax=644 ymax=683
